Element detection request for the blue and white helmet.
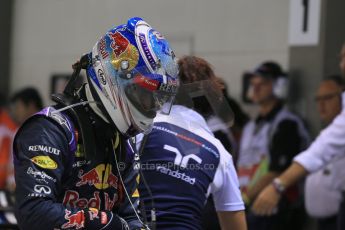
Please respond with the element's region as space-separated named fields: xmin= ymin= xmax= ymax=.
xmin=85 ymin=17 xmax=179 ymax=136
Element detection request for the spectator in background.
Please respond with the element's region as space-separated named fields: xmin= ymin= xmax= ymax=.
xmin=0 ymin=93 xmax=17 ymax=189
xmin=237 ymin=61 xmax=310 ymax=230
xmin=6 ymin=87 xmax=43 ymax=190
xmin=223 ymin=83 xmax=250 ymax=162
xmin=10 ymin=87 xmax=43 ymax=125
xmin=304 ymin=75 xmax=345 ymax=230
xmin=213 ymin=77 xmax=250 ymax=163
xmin=252 ymin=42 xmax=345 ymax=230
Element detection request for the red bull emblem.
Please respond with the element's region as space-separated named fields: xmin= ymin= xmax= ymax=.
xmin=108 ymin=31 xmax=129 ymax=57
xmin=76 ymin=169 xmax=100 ymax=187
xmin=62 ymin=210 xmax=85 ymax=229
xmin=76 ymin=164 xmax=118 ymax=189
xmin=107 ymin=31 xmax=139 ymax=71
xmin=107 ymin=171 xmax=118 ymax=189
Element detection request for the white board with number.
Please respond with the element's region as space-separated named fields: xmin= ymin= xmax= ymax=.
xmin=288 ymin=0 xmax=321 ymax=46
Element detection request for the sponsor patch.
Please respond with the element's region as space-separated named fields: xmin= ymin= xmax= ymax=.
xmin=101 ymin=212 xmax=107 ymax=225
xmin=97 ymin=69 xmax=106 ymax=85
xmin=138 ymin=32 xmax=157 ymax=71
xmin=108 ymin=31 xmax=129 ymax=57
xmin=31 ymin=156 xmax=57 ymax=169
xmin=34 ymin=178 xmax=48 ymax=184
xmin=132 ymin=189 xmax=139 ymax=198
xmin=51 ymin=113 xmax=70 ymax=131
xmin=107 ymin=31 xmax=139 ymax=71
xmin=62 ymin=191 xmax=119 ymax=211
xmin=72 ymin=160 xmax=90 ymax=168
xmin=156 ymin=165 xmax=196 ymax=185
xmin=76 ymin=164 xmax=118 ymax=189
xmin=159 ymin=82 xmax=178 ymax=93
xmin=62 ymin=210 xmax=85 ymax=229
xmin=28 ymin=193 xmax=46 ymax=198
xmin=34 ymin=184 xmax=51 ymax=194
xmin=133 ymin=75 xmax=159 ymax=91
xmin=99 ymin=38 xmax=109 ymax=59
xmin=27 ymin=167 xmax=57 ymax=182
xmin=28 ymin=145 xmax=60 ymax=155
xmin=87 ymin=67 xmax=101 ymax=90
xmin=153 ymin=125 xmax=220 ymax=158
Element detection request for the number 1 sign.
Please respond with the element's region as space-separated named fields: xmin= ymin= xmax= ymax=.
xmin=288 ymin=0 xmax=321 ymax=46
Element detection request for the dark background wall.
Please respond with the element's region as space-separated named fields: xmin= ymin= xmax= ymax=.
xmin=0 ymin=0 xmax=13 ymax=100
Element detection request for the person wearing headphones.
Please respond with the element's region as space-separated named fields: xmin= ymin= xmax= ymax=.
xmin=13 ymin=17 xmax=179 ymax=230
xmin=237 ymin=61 xmax=310 ymax=230
xmin=137 ymin=56 xmax=247 ymax=230
xmin=252 ymin=42 xmax=345 ymax=230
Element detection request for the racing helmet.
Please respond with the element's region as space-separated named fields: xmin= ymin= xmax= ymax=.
xmin=85 ymin=17 xmax=179 ymax=136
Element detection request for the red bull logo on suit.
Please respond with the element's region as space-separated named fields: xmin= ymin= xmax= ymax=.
xmin=62 ymin=190 xmax=119 ymax=210
xmin=76 ymin=164 xmax=118 ymax=189
xmin=62 ymin=210 xmax=85 ymax=229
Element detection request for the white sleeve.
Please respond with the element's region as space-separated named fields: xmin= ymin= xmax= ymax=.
xmin=294 ymin=107 xmax=345 ymax=173
xmin=211 ymin=151 xmax=245 ymax=212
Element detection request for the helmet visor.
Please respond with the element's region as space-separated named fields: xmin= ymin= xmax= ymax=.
xmin=125 ymin=73 xmax=176 ymax=118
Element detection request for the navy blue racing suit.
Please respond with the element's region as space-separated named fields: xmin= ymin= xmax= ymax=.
xmin=13 ymin=106 xmax=142 ymax=230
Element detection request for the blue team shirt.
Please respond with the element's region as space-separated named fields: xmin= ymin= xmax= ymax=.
xmin=138 ymin=105 xmax=244 ymax=230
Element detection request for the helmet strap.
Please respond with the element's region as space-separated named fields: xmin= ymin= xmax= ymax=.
xmin=64 ymin=54 xmax=90 ymax=97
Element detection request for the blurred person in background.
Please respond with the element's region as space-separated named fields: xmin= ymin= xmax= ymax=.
xmin=0 ymin=93 xmax=17 ymax=189
xmin=6 ymin=87 xmax=43 ymax=191
xmin=13 ymin=17 xmax=179 ymax=230
xmin=203 ymin=77 xmax=249 ymax=230
xmin=252 ymin=42 xmax=345 ymax=230
xmin=237 ymin=61 xmax=310 ymax=230
xmin=224 ymin=94 xmax=250 ymax=163
xmin=304 ymin=75 xmax=345 ymax=230
xmin=138 ymin=55 xmax=247 ymax=230
xmin=10 ymin=87 xmax=43 ymax=125
xmin=0 ymin=93 xmax=17 ymax=228
xmin=211 ymin=77 xmax=250 ymax=163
